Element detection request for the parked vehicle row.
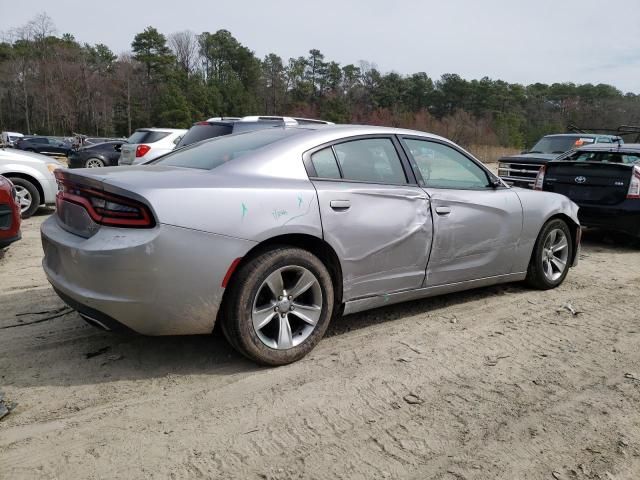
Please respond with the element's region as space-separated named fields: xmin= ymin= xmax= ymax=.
xmin=41 ymin=124 xmax=580 ymax=365
xmin=498 ymin=133 xmax=623 ymax=188
xmin=535 ymin=143 xmax=640 ymax=237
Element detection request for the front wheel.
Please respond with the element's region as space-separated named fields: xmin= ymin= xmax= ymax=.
xmin=221 ymin=247 xmax=334 ymax=366
xmin=526 ymin=218 xmax=573 ymax=290
xmin=9 ymin=177 xmax=41 ymax=218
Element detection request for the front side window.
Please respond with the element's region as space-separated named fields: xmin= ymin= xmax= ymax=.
xmin=332 ymin=138 xmax=406 ymax=184
xmin=404 ymin=139 xmax=489 ymax=189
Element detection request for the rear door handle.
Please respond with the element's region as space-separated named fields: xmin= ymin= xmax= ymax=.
xmin=330 ymin=200 xmax=351 ymax=210
xmin=435 ymin=206 xmax=451 ymax=215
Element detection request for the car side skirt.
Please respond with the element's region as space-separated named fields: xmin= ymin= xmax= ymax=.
xmin=343 ymin=272 xmax=527 ymax=316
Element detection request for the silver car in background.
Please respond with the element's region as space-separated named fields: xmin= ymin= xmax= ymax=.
xmin=0 ymin=148 xmax=62 ymax=217
xmin=41 ymin=125 xmax=580 ymax=365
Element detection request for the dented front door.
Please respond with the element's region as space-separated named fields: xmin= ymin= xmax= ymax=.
xmin=424 ymin=187 xmax=522 ymax=286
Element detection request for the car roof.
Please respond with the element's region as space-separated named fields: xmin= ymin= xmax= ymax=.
xmin=544 ymin=133 xmax=620 ymax=139
xmin=135 ymin=128 xmax=186 ymax=133
xmin=575 ymin=143 xmax=640 ymax=153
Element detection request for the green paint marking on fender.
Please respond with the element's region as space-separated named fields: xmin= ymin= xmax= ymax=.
xmin=241 ymin=203 xmax=248 ymax=219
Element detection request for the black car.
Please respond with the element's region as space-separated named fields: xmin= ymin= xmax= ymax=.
xmin=536 ymin=143 xmax=640 ymax=236
xmin=15 ymin=136 xmax=72 ymax=157
xmin=68 ymin=141 xmax=125 ymax=168
xmin=499 ymin=133 xmax=622 ymax=189
xmin=176 ymin=116 xmax=333 ymax=148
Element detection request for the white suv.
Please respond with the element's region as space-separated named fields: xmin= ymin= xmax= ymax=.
xmin=118 ymin=128 xmax=187 ymax=165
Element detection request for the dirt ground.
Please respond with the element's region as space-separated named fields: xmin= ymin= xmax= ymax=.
xmin=1 ymin=211 xmax=640 ymax=480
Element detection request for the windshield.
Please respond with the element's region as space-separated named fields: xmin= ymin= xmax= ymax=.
xmin=562 ymin=150 xmax=640 ymax=165
xmin=153 ymin=128 xmax=307 ymax=170
xmin=530 ymin=136 xmax=595 ymax=154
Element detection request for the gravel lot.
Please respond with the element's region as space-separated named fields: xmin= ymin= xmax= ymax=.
xmin=1 ymin=212 xmax=640 ymax=479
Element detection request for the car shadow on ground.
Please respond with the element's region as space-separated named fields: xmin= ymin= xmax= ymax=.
xmin=3 ymin=226 xmax=637 ymax=389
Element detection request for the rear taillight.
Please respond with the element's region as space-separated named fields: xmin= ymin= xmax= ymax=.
xmin=533 ymin=165 xmax=546 ymax=190
xmin=135 ymin=144 xmax=151 ymax=158
xmin=627 ymin=166 xmax=640 ymax=199
xmin=54 ymin=170 xmax=155 ymax=228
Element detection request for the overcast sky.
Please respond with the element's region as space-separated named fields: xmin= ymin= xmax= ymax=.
xmin=2 ymin=0 xmax=639 ymax=93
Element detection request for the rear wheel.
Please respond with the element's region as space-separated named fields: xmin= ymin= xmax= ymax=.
xmin=221 ymin=247 xmax=334 ymax=366
xmin=85 ymin=157 xmax=105 ymax=168
xmin=526 ymin=218 xmax=573 ymax=290
xmin=8 ymin=177 xmax=40 ymax=218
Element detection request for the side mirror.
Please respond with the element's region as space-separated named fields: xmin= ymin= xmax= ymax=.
xmin=489 ymin=177 xmax=503 ymax=189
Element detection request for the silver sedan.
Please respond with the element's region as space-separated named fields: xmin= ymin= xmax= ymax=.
xmin=41 ymin=125 xmax=580 ymax=365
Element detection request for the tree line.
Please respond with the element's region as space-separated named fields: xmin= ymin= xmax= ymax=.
xmin=1 ymin=13 xmax=639 ymax=149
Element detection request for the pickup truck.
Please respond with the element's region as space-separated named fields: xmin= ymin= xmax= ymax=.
xmin=498 ymin=133 xmax=622 ymax=189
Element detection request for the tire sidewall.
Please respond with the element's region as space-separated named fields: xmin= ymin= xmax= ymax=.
xmin=530 ymin=219 xmax=573 ymax=289
xmin=228 ymin=248 xmax=334 ymax=366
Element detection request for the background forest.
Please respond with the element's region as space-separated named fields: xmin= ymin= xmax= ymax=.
xmin=1 ymin=13 xmax=639 ymax=150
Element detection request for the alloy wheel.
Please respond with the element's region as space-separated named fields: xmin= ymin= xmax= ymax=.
xmin=14 ymin=185 xmax=32 ymax=213
xmin=85 ymin=158 xmax=104 ymax=168
xmin=541 ymin=228 xmax=569 ymax=282
xmin=252 ymin=266 xmax=323 ymax=350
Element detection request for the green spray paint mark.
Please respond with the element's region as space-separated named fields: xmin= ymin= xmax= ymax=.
xmin=241 ymin=203 xmax=248 ymax=219
xmin=297 ymin=196 xmax=303 ymax=208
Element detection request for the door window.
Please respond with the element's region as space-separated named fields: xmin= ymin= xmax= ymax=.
xmin=333 ymin=138 xmax=406 ymax=184
xmin=404 ymin=139 xmax=489 ymax=189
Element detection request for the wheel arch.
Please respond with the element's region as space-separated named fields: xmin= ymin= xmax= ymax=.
xmin=4 ymin=172 xmax=45 ymax=205
xmin=216 ymin=233 xmax=344 ymax=327
xmin=544 ymin=213 xmax=580 ymax=267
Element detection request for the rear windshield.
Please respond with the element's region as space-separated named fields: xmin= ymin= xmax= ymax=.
xmin=127 ymin=130 xmax=170 ymax=144
xmin=176 ymin=124 xmax=233 ymax=148
xmin=530 ymin=136 xmax=594 ymax=154
xmin=562 ymin=150 xmax=640 ymax=165
xmin=153 ymin=128 xmax=306 ymax=170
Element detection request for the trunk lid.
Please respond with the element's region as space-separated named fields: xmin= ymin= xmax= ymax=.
xmin=543 ymin=161 xmax=634 ymax=205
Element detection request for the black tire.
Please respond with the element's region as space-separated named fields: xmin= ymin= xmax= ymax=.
xmin=8 ymin=177 xmax=41 ymax=219
xmin=221 ymin=247 xmax=334 ymax=366
xmin=526 ymin=218 xmax=573 ymax=290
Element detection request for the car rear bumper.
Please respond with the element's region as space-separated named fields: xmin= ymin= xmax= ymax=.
xmin=578 ymin=200 xmax=640 ymax=236
xmin=41 ymin=216 xmax=256 ymax=335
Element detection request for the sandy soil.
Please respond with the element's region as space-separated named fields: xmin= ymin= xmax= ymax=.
xmin=1 ymin=211 xmax=640 ymax=480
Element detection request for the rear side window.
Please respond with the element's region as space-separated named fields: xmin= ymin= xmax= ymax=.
xmin=177 ymin=124 xmax=233 ymax=148
xmin=127 ymin=130 xmax=170 ymax=144
xmin=32 ymin=137 xmax=48 ymax=144
xmin=153 ymin=128 xmax=305 ymax=170
xmin=311 ymin=147 xmax=341 ymax=179
xmin=333 ymin=138 xmax=406 ymax=184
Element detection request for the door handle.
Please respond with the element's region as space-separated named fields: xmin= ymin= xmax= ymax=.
xmin=435 ymin=206 xmax=451 ymax=215
xmin=330 ymin=200 xmax=351 ymax=210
